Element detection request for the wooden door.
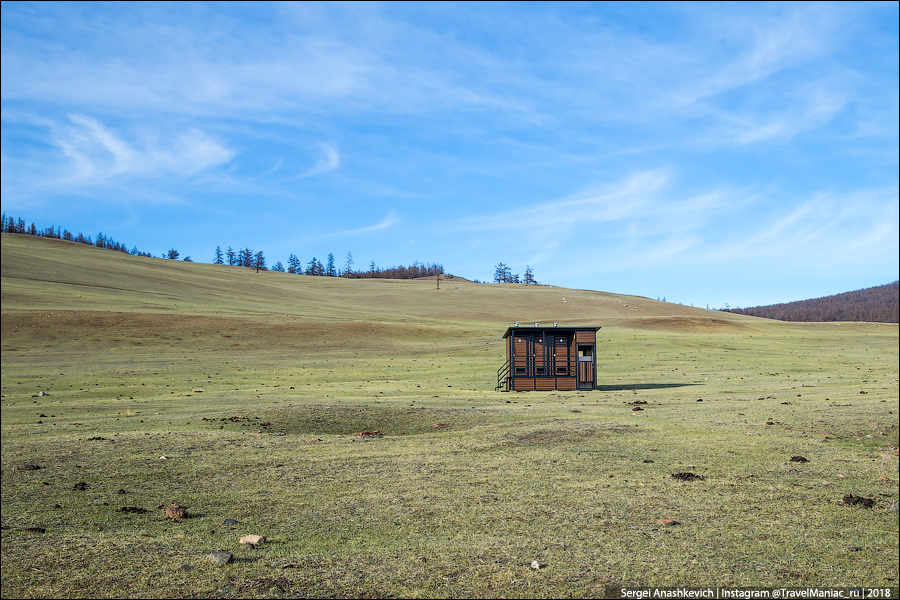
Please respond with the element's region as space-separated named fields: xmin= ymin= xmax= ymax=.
xmin=577 ymin=344 xmax=594 ymax=389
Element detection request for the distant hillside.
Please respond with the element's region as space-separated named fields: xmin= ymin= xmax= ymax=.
xmin=722 ymin=282 xmax=899 ymax=323
xmin=2 ymin=233 xmax=753 ymax=334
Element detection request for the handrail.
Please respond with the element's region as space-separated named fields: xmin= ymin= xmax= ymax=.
xmin=496 ymin=359 xmax=510 ymax=391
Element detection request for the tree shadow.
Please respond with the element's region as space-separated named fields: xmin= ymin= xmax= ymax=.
xmin=595 ymin=383 xmax=699 ymax=392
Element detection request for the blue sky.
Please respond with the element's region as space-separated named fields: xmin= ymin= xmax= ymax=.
xmin=2 ymin=2 xmax=897 ymax=309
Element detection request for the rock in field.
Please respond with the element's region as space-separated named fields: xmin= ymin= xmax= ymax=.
xmin=165 ymin=504 xmax=188 ymax=519
xmin=240 ymin=534 xmax=266 ymax=548
xmin=207 ymin=550 xmax=234 ymax=565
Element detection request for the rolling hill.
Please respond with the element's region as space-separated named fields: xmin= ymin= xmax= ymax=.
xmin=1 ymin=233 xmax=755 ymax=334
xmin=723 ymin=281 xmax=899 ymax=323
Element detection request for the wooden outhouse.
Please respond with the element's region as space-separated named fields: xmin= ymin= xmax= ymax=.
xmin=497 ymin=324 xmax=601 ymax=391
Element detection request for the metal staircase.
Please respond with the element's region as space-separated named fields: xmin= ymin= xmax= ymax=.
xmin=495 ymin=359 xmax=510 ymax=391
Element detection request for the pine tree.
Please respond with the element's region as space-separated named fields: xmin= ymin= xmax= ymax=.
xmin=494 ymin=263 xmax=505 ymax=283
xmin=344 ymin=252 xmax=354 ymax=277
xmin=166 ymin=248 xmax=180 ymax=260
xmin=326 ymin=253 xmax=336 ymax=277
xmin=494 ymin=263 xmax=513 ymax=283
xmin=240 ymin=247 xmax=254 ymax=267
xmin=253 ymin=250 xmax=267 ymax=272
xmin=226 ymin=246 xmax=236 ymax=266
xmin=524 ymin=266 xmax=536 ymax=285
xmin=214 ymin=246 xmax=224 ymax=265
xmin=287 ymin=253 xmax=301 ymax=274
xmin=272 ymin=261 xmax=285 ymax=272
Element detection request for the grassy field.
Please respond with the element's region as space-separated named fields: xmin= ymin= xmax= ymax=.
xmin=2 ymin=233 xmax=898 ymax=598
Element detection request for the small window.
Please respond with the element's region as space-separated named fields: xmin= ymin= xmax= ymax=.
xmin=556 ymin=366 xmax=568 ymax=374
xmin=535 ymin=367 xmax=545 ymax=375
xmin=515 ymin=367 xmax=526 ymax=375
xmin=578 ymin=345 xmax=593 ymax=360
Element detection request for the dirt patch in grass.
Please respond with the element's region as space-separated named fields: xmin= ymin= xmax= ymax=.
xmin=259 ymin=404 xmax=521 ymax=436
xmin=842 ymin=494 xmax=875 ymax=508
xmin=671 ymin=472 xmax=706 ymax=481
xmin=13 ymin=464 xmax=41 ymax=471
xmin=506 ymin=421 xmax=637 ymax=446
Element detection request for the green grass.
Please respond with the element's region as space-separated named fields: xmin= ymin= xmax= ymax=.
xmin=2 ymin=234 xmax=898 ymax=598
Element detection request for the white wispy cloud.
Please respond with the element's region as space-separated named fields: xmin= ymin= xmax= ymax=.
xmin=454 ymin=169 xmax=734 ymax=242
xmin=692 ymin=186 xmax=900 ymax=269
xmin=300 ymin=145 xmax=340 ymax=178
xmin=49 ymin=115 xmax=234 ymax=185
xmin=456 ymin=170 xmax=670 ymax=234
xmin=316 ymin=210 xmax=399 ymax=240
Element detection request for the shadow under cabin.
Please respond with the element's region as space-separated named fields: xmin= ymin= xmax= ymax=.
xmin=497 ymin=324 xmax=601 ymax=391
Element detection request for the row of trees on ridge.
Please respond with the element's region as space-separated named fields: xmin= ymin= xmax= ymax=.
xmin=1 ymin=214 xmax=445 ymax=279
xmin=213 ymin=246 xmax=444 ymax=279
xmin=1 ymin=214 xmax=154 ymax=257
xmin=3 ymin=214 xmax=542 ymax=286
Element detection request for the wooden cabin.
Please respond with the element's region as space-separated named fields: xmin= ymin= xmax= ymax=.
xmin=497 ymin=324 xmax=601 ymax=391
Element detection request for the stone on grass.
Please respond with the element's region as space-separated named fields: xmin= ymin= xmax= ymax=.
xmin=531 ymin=560 xmax=542 ymax=570
xmin=240 ymin=534 xmax=266 ymax=547
xmin=223 ymin=518 xmax=239 ymax=525
xmin=207 ymin=550 xmax=233 ymax=565
xmin=165 ymin=504 xmax=188 ymax=519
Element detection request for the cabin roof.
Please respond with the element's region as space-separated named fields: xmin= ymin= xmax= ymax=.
xmin=502 ymin=326 xmax=601 ymax=339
